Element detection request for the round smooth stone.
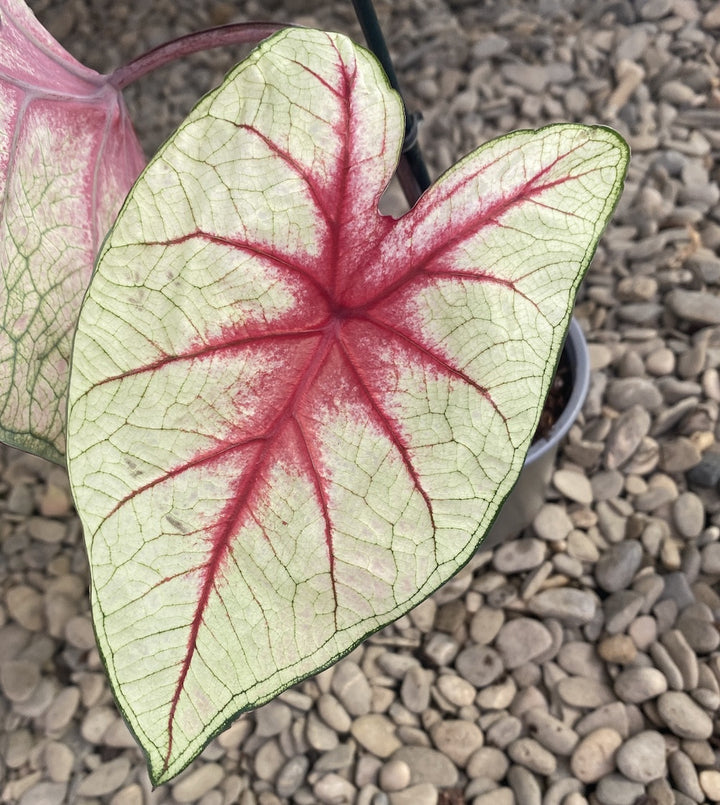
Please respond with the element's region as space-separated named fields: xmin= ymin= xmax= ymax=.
xmin=656 ymin=691 xmax=713 ymax=739
xmin=507 ymin=737 xmax=556 ymax=776
xmin=0 ymin=660 xmax=41 ymax=703
xmin=613 ymin=667 xmax=668 ymax=703
xmin=522 ymin=707 xmax=578 ymax=755
xmin=672 ymin=492 xmax=705 ymax=538
xmin=552 ymin=469 xmax=593 ymax=504
xmin=570 ymin=728 xmax=623 ymax=783
xmin=351 ymin=715 xmax=401 ymax=758
xmin=526 ymin=588 xmax=597 ymax=625
xmin=466 ymin=747 xmax=509 ymax=781
xmin=699 ymin=770 xmax=720 ymax=802
xmin=594 ymin=773 xmax=645 ymax=805
xmin=430 ymin=719 xmax=483 ymax=767
xmin=594 ymin=540 xmax=643 ymax=592
xmin=378 ymin=759 xmax=411 ymax=792
xmin=455 ymin=645 xmax=504 ymax=688
xmin=276 ymin=756 xmax=310 ymax=798
xmin=615 ymin=730 xmax=667 ymax=783
xmin=494 ymin=618 xmax=553 ymax=669
xmin=493 ymin=538 xmax=547 ymax=574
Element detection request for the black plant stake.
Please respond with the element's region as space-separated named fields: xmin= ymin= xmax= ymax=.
xmin=351 ymin=0 xmax=432 ymax=206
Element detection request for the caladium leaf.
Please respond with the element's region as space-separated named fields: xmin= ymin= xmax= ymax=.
xmin=0 ymin=0 xmax=145 ymax=463
xmin=67 ymin=28 xmax=628 ymax=783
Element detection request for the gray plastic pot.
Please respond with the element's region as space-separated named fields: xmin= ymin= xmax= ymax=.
xmin=479 ymin=318 xmax=590 ymax=551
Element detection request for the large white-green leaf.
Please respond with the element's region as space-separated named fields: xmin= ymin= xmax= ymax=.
xmin=0 ymin=0 xmax=145 ymax=462
xmin=66 ymin=28 xmax=628 ymax=783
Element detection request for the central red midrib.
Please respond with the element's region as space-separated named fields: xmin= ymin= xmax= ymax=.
xmin=162 ymin=329 xmax=338 ymax=771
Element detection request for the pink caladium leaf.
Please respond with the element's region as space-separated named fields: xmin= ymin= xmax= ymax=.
xmin=0 ymin=0 xmax=146 ymax=463
xmin=66 ymin=28 xmax=628 ymax=783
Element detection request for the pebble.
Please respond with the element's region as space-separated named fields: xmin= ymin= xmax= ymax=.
xmin=276 ymin=756 xmax=309 ymax=798
xmin=667 ymin=289 xmax=720 ymax=325
xmin=255 ymin=701 xmax=292 ymax=737
xmin=649 ymin=642 xmax=684 ymax=690
xmin=552 ymin=469 xmax=593 ymax=504
xmin=507 ymin=765 xmax=542 ymax=805
xmin=699 ymin=770 xmax=720 ymax=801
xmin=398 ymin=666 xmax=429 ymax=713
xmin=477 ymin=675 xmax=516 ymax=710
xmin=677 ymin=613 xmax=720 ymax=654
xmin=316 ymin=693 xmax=351 ymax=733
xmin=603 ymin=589 xmax=645 ymax=634
xmin=492 ymin=538 xmax=546 ymax=573
xmin=575 ymin=702 xmax=628 ymax=740
xmin=523 ymin=708 xmax=578 ymax=755
xmin=604 ymin=406 xmax=651 ymax=469
xmin=5 ymin=586 xmax=44 ymax=631
xmin=660 ymin=438 xmax=702 ymax=473
xmin=594 ymin=773 xmax=645 ymax=805
xmin=597 ymin=634 xmax=637 ymax=664
xmin=173 ymin=763 xmax=226 ymax=803
xmin=470 ymin=786 xmax=514 ymax=805
xmin=668 ymin=750 xmax=706 ymax=802
xmin=469 ymin=606 xmax=504 ymax=645
xmin=422 ymin=633 xmax=459 ymax=666
xmin=430 ymin=719 xmax=483 ymax=767
xmin=701 ymin=541 xmax=720 ymax=573
xmin=507 ymin=737 xmax=556 ymax=776
xmin=544 ymin=778 xmax=584 ymax=805
xmin=594 ymin=540 xmax=643 ymax=592
xmin=0 ymin=659 xmax=41 ymax=703
xmin=659 ymin=571 xmax=695 ymax=610
xmin=44 ymin=741 xmax=74 ymax=783
xmin=76 ymin=757 xmax=131 ymax=797
xmin=526 ymin=588 xmax=597 ymax=624
xmin=6 ymin=483 xmax=35 ymax=515
xmin=570 ymin=728 xmax=623 ymax=783
xmin=314 ymin=742 xmax=355 ymax=774
xmin=436 ymin=674 xmax=475 ymax=707
xmin=331 ymin=661 xmax=372 ymax=716
xmin=305 ymin=712 xmax=339 ymax=752
xmin=391 ymin=746 xmax=458 ymax=787
xmin=5 ymin=729 xmax=32 ymax=769
xmin=64 ymin=616 xmax=96 ymax=651
xmin=628 ymin=614 xmax=657 ymax=651
xmin=485 ymin=715 xmax=522 ymax=748
xmin=313 ymin=773 xmax=356 ymax=804
xmin=44 ymin=686 xmax=80 ymax=735
xmin=656 ymin=691 xmax=713 ymax=739
xmin=614 ymin=667 xmax=668 ymax=703
xmin=672 ymin=492 xmax=705 ymax=538
xmin=351 ymin=715 xmax=402 ymax=759
xmin=606 ymin=377 xmax=664 ymax=411
xmin=466 ymin=746 xmax=509 ymax=781
xmin=557 ymin=676 xmax=616 ymax=708
xmin=557 ymin=641 xmax=605 ymax=680
xmin=494 ymin=617 xmax=553 ymax=669
xmin=614 ymin=730 xmax=667 ymax=783
xmin=109 ymin=785 xmax=144 ymax=805
xmin=378 ymin=759 xmax=411 ymax=792
xmin=532 ymin=504 xmax=574 ymax=541
xmin=660 ymin=630 xmax=698 ymax=690
xmin=454 ymin=645 xmax=504 ymax=687
xmin=388 ymin=782 xmax=437 ymax=805
xmin=80 ymin=705 xmax=116 ymax=744
xmin=18 ymin=782 xmax=67 ymax=805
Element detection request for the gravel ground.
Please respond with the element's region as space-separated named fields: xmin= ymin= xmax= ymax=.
xmin=2 ymin=0 xmax=720 ymax=804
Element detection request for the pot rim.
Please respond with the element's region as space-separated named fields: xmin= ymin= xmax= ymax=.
xmin=525 ymin=317 xmax=590 ymax=465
